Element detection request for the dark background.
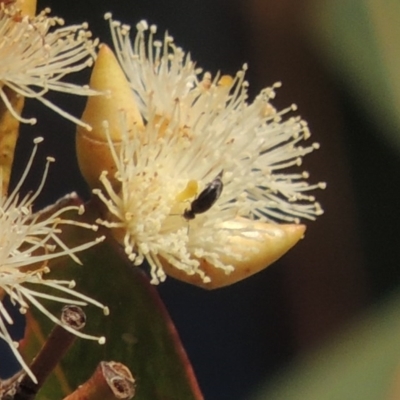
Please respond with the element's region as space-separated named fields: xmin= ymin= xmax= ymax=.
xmin=5 ymin=0 xmax=400 ymax=399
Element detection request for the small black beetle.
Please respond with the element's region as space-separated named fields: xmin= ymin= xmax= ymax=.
xmin=183 ymin=171 xmax=224 ymax=220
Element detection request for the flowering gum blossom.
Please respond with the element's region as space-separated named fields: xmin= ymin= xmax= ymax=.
xmin=161 ymin=221 xmax=306 ymax=289
xmin=0 ymin=0 xmax=36 ymax=195
xmin=79 ymin=21 xmax=320 ymax=288
xmin=76 ymin=44 xmax=143 ymax=189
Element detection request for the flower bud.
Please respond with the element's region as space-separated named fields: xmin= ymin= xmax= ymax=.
xmin=76 ymin=44 xmax=143 ymax=189
xmin=161 ymin=220 xmax=306 ymax=289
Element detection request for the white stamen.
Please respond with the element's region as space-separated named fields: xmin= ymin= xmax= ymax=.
xmin=0 ymin=138 xmax=107 ymax=382
xmin=0 ymin=7 xmax=101 ymax=127
xmin=97 ymin=15 xmax=325 ymax=284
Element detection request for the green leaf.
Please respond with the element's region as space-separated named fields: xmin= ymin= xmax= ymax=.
xmin=250 ymin=290 xmax=400 ymax=400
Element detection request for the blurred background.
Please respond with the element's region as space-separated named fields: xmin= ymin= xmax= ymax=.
xmin=6 ymin=0 xmax=400 ymax=398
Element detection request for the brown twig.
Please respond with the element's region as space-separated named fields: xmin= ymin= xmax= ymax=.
xmin=0 ymin=371 xmax=24 ymax=399
xmin=14 ymin=305 xmax=86 ymax=400
xmin=63 ymin=361 xmax=136 ymax=400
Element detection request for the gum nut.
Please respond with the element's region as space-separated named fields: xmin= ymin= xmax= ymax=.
xmin=161 ymin=220 xmax=306 ymax=289
xmin=76 ymin=44 xmax=143 ymax=189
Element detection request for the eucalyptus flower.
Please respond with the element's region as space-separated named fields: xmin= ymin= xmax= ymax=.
xmin=105 ymin=15 xmax=199 ymax=123
xmin=0 ymin=138 xmax=108 ymax=383
xmin=76 ymin=19 xmax=325 ymax=288
xmin=0 ymin=5 xmax=100 ymax=129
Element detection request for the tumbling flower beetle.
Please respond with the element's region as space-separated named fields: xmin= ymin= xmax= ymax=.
xmin=183 ymin=171 xmax=224 ymax=220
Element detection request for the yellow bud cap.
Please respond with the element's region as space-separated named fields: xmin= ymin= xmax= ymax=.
xmin=17 ymin=0 xmax=37 ymax=17
xmin=0 ymin=88 xmax=24 ymax=195
xmin=76 ymin=44 xmax=143 ymax=189
xmin=161 ymin=220 xmax=306 ymax=289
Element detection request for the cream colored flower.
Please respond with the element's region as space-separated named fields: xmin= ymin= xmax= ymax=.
xmin=94 ymin=104 xmax=324 ymax=286
xmin=105 ymin=15 xmax=198 ymax=122
xmin=79 ymin=17 xmax=325 ymax=288
xmin=0 ymin=5 xmax=100 ymax=129
xmin=0 ymin=138 xmax=108 ymax=383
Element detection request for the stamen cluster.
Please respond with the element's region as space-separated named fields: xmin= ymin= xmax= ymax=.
xmin=0 ymin=5 xmax=100 ymax=128
xmin=0 ymin=138 xmax=107 ymax=383
xmin=92 ymin=15 xmax=325 ymax=285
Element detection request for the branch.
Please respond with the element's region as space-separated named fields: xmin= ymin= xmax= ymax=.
xmin=63 ymin=361 xmax=136 ymax=400
xmin=14 ymin=305 xmax=86 ymax=400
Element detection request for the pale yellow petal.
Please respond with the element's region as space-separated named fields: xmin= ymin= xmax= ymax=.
xmin=0 ymin=88 xmax=24 ymax=195
xmin=162 ymin=220 xmax=306 ymax=289
xmin=76 ymin=44 xmax=143 ymax=188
